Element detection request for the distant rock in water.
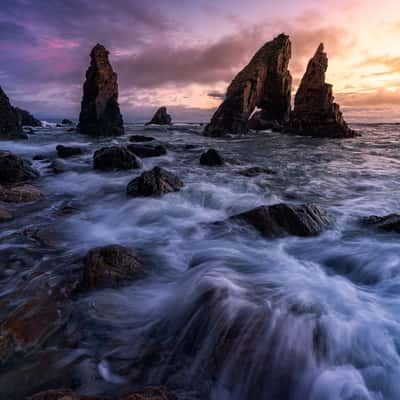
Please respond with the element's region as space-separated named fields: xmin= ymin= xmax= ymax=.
xmin=56 ymin=144 xmax=82 ymax=158
xmin=78 ymin=44 xmax=124 ymax=136
xmin=93 ymin=146 xmax=142 ymax=171
xmin=200 ymin=149 xmax=224 ymax=166
xmin=146 ymin=106 xmax=172 ymax=125
xmin=0 ymin=151 xmax=39 ymax=184
xmin=61 ymin=119 xmax=73 ymax=125
xmin=225 ymin=203 xmax=332 ymax=238
xmin=204 ymin=33 xmax=292 ymax=136
xmin=287 ymin=44 xmax=355 ymax=138
xmin=127 ymin=166 xmax=183 ymax=197
xmin=361 ymin=214 xmax=400 ymax=233
xmin=0 ymin=86 xmax=24 ymax=139
xmin=14 ymin=107 xmax=42 ymax=127
xmin=129 ymin=134 xmax=155 ymax=142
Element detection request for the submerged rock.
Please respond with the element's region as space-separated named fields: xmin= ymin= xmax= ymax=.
xmin=238 ymin=166 xmax=275 ymax=177
xmin=0 ymin=86 xmax=24 ymax=139
xmin=127 ymin=166 xmax=183 ymax=197
xmin=200 ymin=149 xmax=224 ymax=166
xmin=30 ymin=387 xmax=176 ymax=400
xmin=56 ymin=144 xmax=83 ymax=158
xmin=93 ymin=146 xmax=142 ymax=171
xmin=127 ymin=144 xmax=167 ymax=158
xmin=204 ymin=33 xmax=292 ymax=136
xmin=287 ymin=44 xmax=355 ymax=138
xmin=361 ymin=214 xmax=400 ymax=233
xmin=0 ymin=184 xmax=43 ymax=203
xmin=14 ymin=107 xmax=42 ymax=127
xmin=83 ymin=244 xmax=144 ymax=289
xmin=0 ymin=151 xmax=39 ymax=185
xmin=129 ymin=134 xmax=155 ymax=142
xmin=78 ymin=44 xmax=124 ymax=136
xmin=226 ymin=203 xmax=332 ymax=238
xmin=146 ymin=106 xmax=172 ymax=125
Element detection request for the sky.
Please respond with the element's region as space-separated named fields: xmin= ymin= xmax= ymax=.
xmin=1 ymin=0 xmax=400 ymax=122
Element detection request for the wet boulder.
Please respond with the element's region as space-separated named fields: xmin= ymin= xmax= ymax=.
xmin=30 ymin=387 xmax=176 ymax=400
xmin=83 ymin=244 xmax=145 ymax=289
xmin=93 ymin=146 xmax=142 ymax=171
xmin=0 ymin=151 xmax=39 ymax=185
xmin=127 ymin=166 xmax=183 ymax=197
xmin=200 ymin=149 xmax=224 ymax=166
xmin=129 ymin=134 xmax=155 ymax=142
xmin=361 ymin=214 xmax=400 ymax=233
xmin=127 ymin=144 xmax=167 ymax=158
xmin=0 ymin=184 xmax=43 ymax=203
xmin=146 ymin=106 xmax=172 ymax=125
xmin=227 ymin=203 xmax=332 ymax=238
xmin=56 ymin=144 xmax=82 ymax=158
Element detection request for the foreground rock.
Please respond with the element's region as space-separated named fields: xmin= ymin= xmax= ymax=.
xmin=56 ymin=144 xmax=82 ymax=158
xmin=127 ymin=166 xmax=183 ymax=197
xmin=0 ymin=184 xmax=43 ymax=203
xmin=146 ymin=106 xmax=172 ymax=125
xmin=287 ymin=44 xmax=355 ymax=138
xmin=0 ymin=86 xmax=24 ymax=139
xmin=0 ymin=151 xmax=39 ymax=184
xmin=14 ymin=107 xmax=42 ymax=127
xmin=30 ymin=387 xmax=176 ymax=400
xmin=93 ymin=146 xmax=142 ymax=171
xmin=204 ymin=34 xmax=292 ymax=136
xmin=200 ymin=149 xmax=224 ymax=166
xmin=127 ymin=143 xmax=167 ymax=158
xmin=83 ymin=244 xmax=145 ymax=289
xmin=361 ymin=214 xmax=400 ymax=233
xmin=129 ymin=134 xmax=155 ymax=142
xmin=226 ymin=203 xmax=332 ymax=238
xmin=78 ymin=44 xmax=124 ymax=136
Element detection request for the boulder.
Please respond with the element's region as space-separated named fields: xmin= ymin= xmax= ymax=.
xmin=14 ymin=107 xmax=42 ymax=127
xmin=127 ymin=144 xmax=167 ymax=158
xmin=227 ymin=203 xmax=332 ymax=238
xmin=127 ymin=166 xmax=183 ymax=197
xmin=129 ymin=135 xmax=155 ymax=142
xmin=287 ymin=44 xmax=356 ymax=138
xmin=78 ymin=44 xmax=124 ymax=136
xmin=61 ymin=119 xmax=73 ymax=125
xmin=146 ymin=106 xmax=172 ymax=125
xmin=56 ymin=144 xmax=83 ymax=158
xmin=200 ymin=149 xmax=224 ymax=166
xmin=93 ymin=146 xmax=142 ymax=171
xmin=0 ymin=205 xmax=12 ymax=222
xmin=0 ymin=86 xmax=24 ymax=139
xmin=29 ymin=387 xmax=176 ymax=400
xmin=361 ymin=214 xmax=400 ymax=233
xmin=83 ymin=244 xmax=145 ymax=289
xmin=0 ymin=184 xmax=43 ymax=203
xmin=204 ymin=33 xmax=292 ymax=136
xmin=0 ymin=151 xmax=39 ymax=185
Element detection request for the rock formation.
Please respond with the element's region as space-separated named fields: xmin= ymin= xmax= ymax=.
xmin=78 ymin=44 xmax=124 ymax=136
xmin=93 ymin=146 xmax=142 ymax=171
xmin=287 ymin=44 xmax=355 ymax=138
xmin=204 ymin=33 xmax=292 ymax=136
xmin=0 ymin=86 xmax=24 ymax=139
xmin=14 ymin=107 xmax=42 ymax=127
xmin=146 ymin=106 xmax=172 ymax=125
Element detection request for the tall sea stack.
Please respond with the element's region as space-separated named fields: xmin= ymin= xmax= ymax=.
xmin=288 ymin=44 xmax=355 ymax=138
xmin=78 ymin=44 xmax=124 ymax=136
xmin=0 ymin=86 xmax=23 ymax=139
xmin=204 ymin=33 xmax=292 ymax=136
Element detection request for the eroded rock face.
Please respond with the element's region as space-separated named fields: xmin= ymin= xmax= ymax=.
xmin=146 ymin=106 xmax=172 ymax=125
xmin=287 ymin=44 xmax=355 ymax=138
xmin=127 ymin=166 xmax=183 ymax=197
xmin=93 ymin=146 xmax=142 ymax=171
xmin=14 ymin=107 xmax=42 ymax=127
xmin=204 ymin=34 xmax=292 ymax=136
xmin=83 ymin=244 xmax=145 ymax=289
xmin=0 ymin=86 xmax=23 ymax=139
xmin=227 ymin=203 xmax=332 ymax=238
xmin=30 ymin=387 xmax=176 ymax=400
xmin=0 ymin=151 xmax=39 ymax=185
xmin=78 ymin=44 xmax=124 ymax=136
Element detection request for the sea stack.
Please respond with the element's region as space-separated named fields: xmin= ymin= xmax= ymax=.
xmin=146 ymin=106 xmax=172 ymax=125
xmin=0 ymin=86 xmax=23 ymax=139
xmin=78 ymin=44 xmax=124 ymax=136
xmin=288 ymin=44 xmax=355 ymax=138
xmin=204 ymin=33 xmax=292 ymax=136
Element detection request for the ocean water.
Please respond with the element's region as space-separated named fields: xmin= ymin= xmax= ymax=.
xmin=1 ymin=123 xmax=400 ymax=399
